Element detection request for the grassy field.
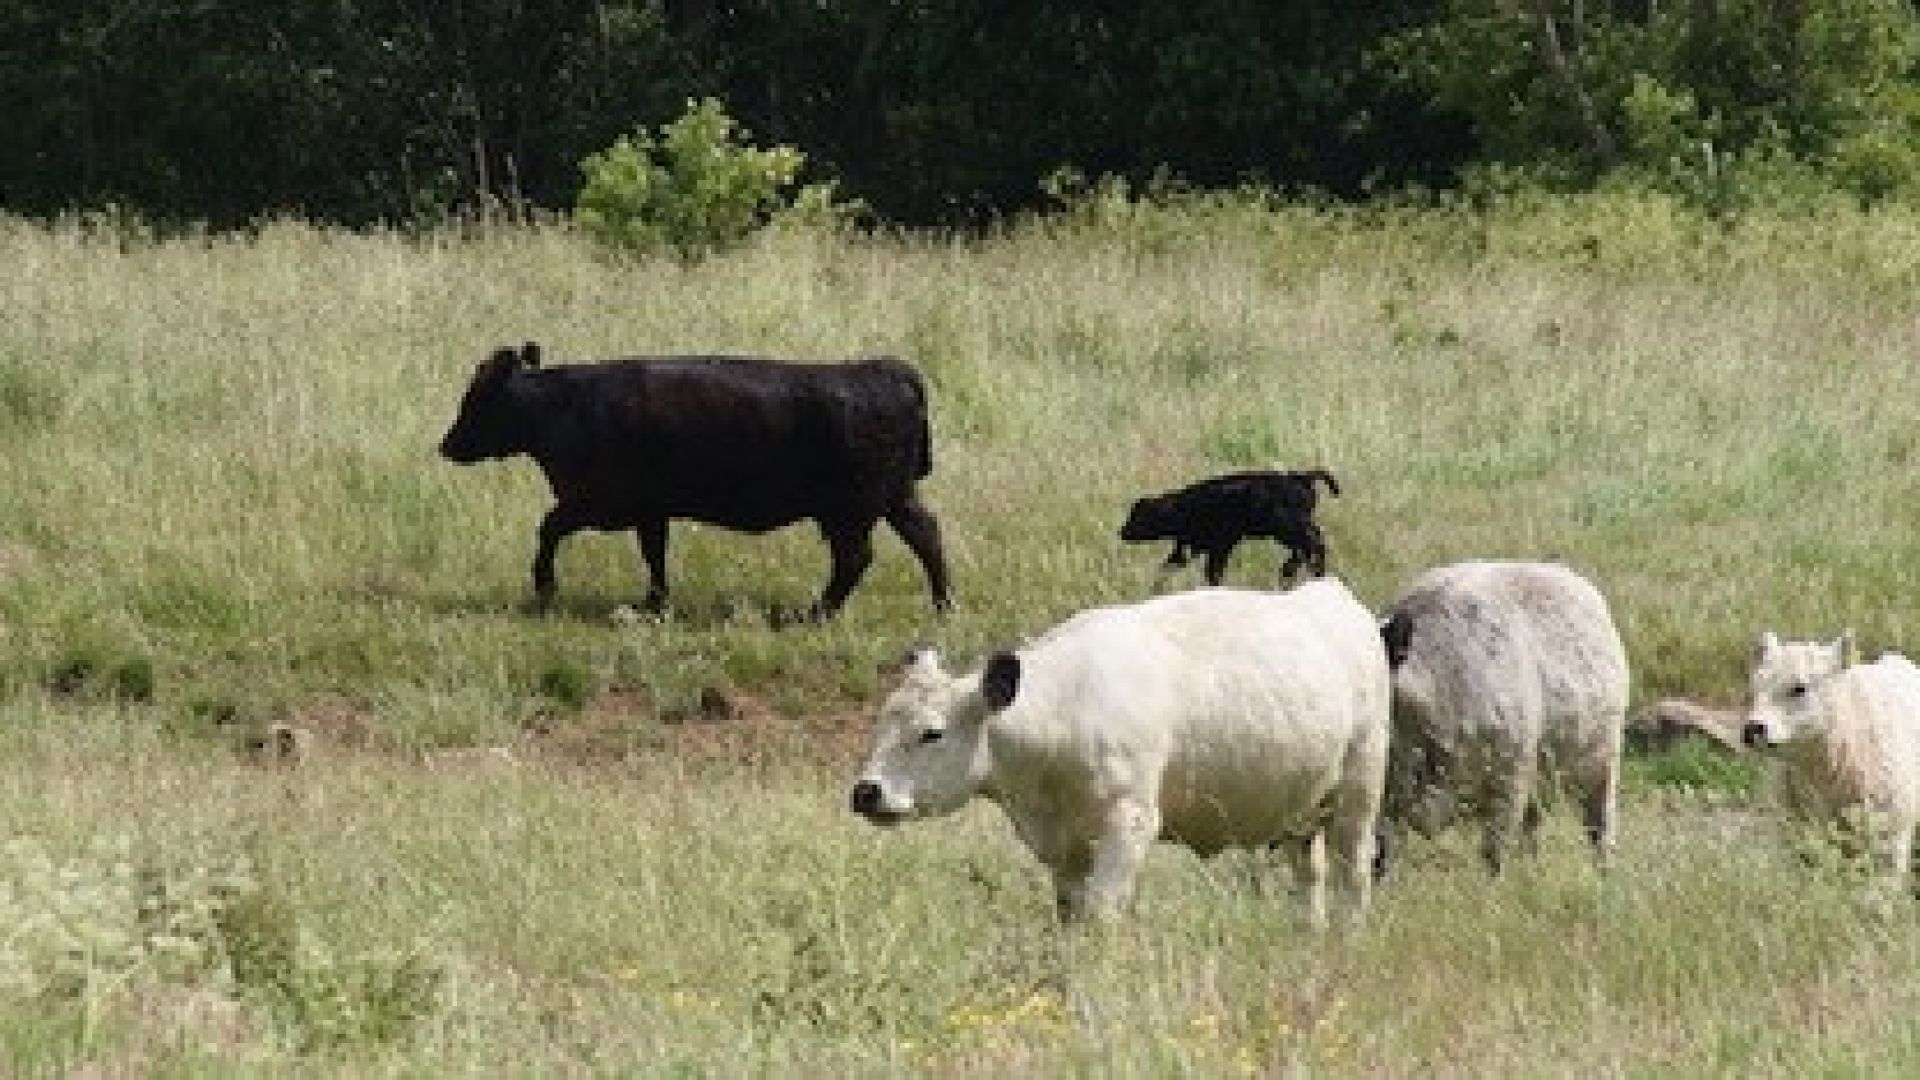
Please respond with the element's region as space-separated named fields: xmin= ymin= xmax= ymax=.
xmin=2 ymin=193 xmax=1920 ymax=1072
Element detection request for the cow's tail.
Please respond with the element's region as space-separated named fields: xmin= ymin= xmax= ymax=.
xmin=902 ymin=364 xmax=934 ymax=479
xmin=1309 ymin=468 xmax=1340 ymax=497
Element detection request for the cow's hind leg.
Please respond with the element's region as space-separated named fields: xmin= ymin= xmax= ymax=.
xmin=1287 ymin=833 xmax=1330 ymax=930
xmin=1575 ymin=742 xmax=1622 ymax=871
xmin=811 ymin=518 xmax=877 ymax=619
xmin=531 ymin=506 xmax=587 ymax=610
xmin=634 ymin=517 xmax=670 ymax=613
xmin=1480 ymin=742 xmax=1539 ymax=876
xmin=883 ymin=498 xmax=951 ymax=613
xmin=1327 ymin=733 xmax=1384 ymax=924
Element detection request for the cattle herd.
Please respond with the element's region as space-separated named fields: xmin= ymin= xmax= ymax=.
xmin=441 ymin=344 xmax=1920 ymax=925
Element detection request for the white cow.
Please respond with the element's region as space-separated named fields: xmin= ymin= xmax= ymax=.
xmin=1743 ymin=631 xmax=1920 ymax=884
xmin=849 ymin=580 xmax=1390 ymax=926
xmin=1378 ymin=560 xmax=1629 ymax=875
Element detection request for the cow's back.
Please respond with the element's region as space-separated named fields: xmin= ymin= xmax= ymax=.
xmin=538 ymin=356 xmax=930 ymax=528
xmin=1478 ymin=562 xmax=1627 ymax=715
xmin=1839 ymin=657 xmax=1920 ymax=814
xmin=998 ymin=583 xmax=1387 ymax=853
xmin=1396 ymin=561 xmax=1627 ymax=735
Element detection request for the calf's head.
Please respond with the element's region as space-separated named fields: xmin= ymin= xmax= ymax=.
xmin=850 ymin=647 xmax=1020 ymax=825
xmin=1743 ymin=630 xmax=1852 ymax=749
xmin=438 ymin=342 xmax=541 ymax=463
xmin=1118 ymin=496 xmax=1177 ymax=543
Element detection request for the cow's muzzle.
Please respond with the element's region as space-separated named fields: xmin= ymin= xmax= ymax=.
xmin=438 ymin=438 xmax=481 ymax=464
xmin=849 ymin=781 xmax=904 ymax=825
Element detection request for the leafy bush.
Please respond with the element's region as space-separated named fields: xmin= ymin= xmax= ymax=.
xmin=1383 ymin=1 xmax=1920 ymax=214
xmin=576 ymin=98 xmax=857 ymax=259
xmin=0 ymin=836 xmax=441 ymax=1054
xmin=1629 ymin=740 xmax=1764 ymax=800
xmin=47 ymin=643 xmax=154 ymax=704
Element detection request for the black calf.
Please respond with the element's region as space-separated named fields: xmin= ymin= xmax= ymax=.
xmin=1119 ymin=468 xmax=1339 ymax=586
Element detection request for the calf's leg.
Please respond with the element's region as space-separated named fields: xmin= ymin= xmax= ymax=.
xmin=1200 ymin=542 xmax=1239 ymax=586
xmin=883 ymin=498 xmax=952 ymax=612
xmin=1275 ymin=520 xmax=1329 ymax=580
xmin=1162 ymin=542 xmax=1192 ymax=569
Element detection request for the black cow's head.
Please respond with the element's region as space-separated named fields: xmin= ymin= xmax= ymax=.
xmin=1118 ymin=495 xmax=1176 ymax=543
xmin=439 ymin=342 xmax=541 ymax=463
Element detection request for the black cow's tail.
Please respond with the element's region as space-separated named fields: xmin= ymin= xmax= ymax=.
xmin=1308 ymin=468 xmax=1340 ymax=497
xmin=902 ymin=364 xmax=934 ymax=479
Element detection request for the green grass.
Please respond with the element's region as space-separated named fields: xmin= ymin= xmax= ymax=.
xmin=2 ymin=192 xmax=1920 ymax=1070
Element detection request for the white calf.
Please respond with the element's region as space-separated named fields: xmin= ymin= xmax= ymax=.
xmin=1744 ymin=631 xmax=1920 ymax=887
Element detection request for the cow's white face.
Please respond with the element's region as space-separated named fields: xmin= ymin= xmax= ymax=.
xmin=1744 ymin=631 xmax=1851 ymax=748
xmin=850 ymin=649 xmax=997 ymax=824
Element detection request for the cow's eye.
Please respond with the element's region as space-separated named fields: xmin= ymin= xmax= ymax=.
xmin=1787 ymin=682 xmax=1809 ymax=699
xmin=918 ymin=728 xmax=945 ymax=745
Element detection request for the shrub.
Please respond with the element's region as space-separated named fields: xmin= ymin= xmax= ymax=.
xmin=0 ymin=836 xmax=442 ymax=1055
xmin=1629 ymin=740 xmax=1764 ymax=800
xmin=47 ymin=643 xmax=154 ymax=704
xmin=575 ymin=98 xmax=856 ymax=259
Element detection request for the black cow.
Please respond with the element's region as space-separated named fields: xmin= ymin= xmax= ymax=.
xmin=439 ymin=342 xmax=951 ymax=619
xmin=1119 ymin=468 xmax=1340 ymax=586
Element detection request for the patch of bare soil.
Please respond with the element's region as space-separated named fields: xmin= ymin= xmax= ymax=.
xmin=278 ymin=693 xmax=379 ymax=749
xmin=522 ymin=688 xmax=657 ymax=766
xmin=242 ymin=686 xmax=873 ymax=773
xmin=519 ymin=686 xmax=871 ymax=770
xmin=0 ymin=541 xmax=38 ymax=580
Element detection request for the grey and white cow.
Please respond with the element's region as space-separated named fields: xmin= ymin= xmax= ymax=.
xmin=849 ymin=581 xmax=1390 ymax=926
xmin=1377 ymin=561 xmax=1629 ymax=875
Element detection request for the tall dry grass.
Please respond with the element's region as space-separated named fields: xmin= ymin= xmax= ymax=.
xmin=0 ymin=193 xmax=1917 ymax=1070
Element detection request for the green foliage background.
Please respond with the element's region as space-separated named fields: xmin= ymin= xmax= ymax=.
xmin=12 ymin=1 xmax=1920 ymax=225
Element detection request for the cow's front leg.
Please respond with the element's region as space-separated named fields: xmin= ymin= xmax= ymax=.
xmin=531 ymin=506 xmax=586 ymax=610
xmin=1077 ymin=799 xmax=1160 ymax=921
xmin=1201 ymin=542 xmax=1239 ymax=586
xmin=634 ymin=517 xmax=670 ymax=613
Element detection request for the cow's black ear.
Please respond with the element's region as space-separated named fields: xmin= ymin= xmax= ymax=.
xmin=479 ymin=347 xmax=519 ymax=384
xmin=981 ymin=651 xmax=1021 ymax=710
xmin=520 ymin=341 xmax=542 ymax=368
xmin=1380 ymin=612 xmax=1414 ymax=670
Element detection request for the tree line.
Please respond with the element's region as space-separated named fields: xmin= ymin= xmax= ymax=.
xmin=4 ymin=0 xmax=1916 ymax=228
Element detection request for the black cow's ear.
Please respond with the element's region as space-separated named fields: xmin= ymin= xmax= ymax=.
xmin=1380 ymin=612 xmax=1415 ymax=670
xmin=479 ymin=346 xmax=519 ymax=383
xmin=520 ymin=341 xmax=542 ymax=368
xmin=981 ymin=651 xmax=1021 ymax=710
